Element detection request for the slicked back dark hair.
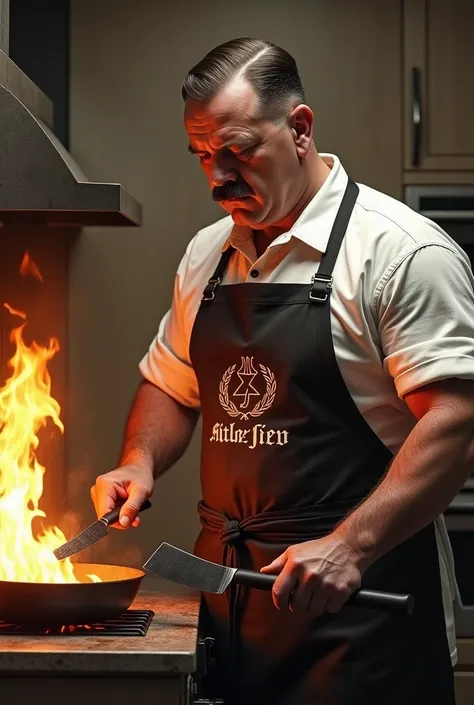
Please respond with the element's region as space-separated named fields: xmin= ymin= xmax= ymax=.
xmin=182 ymin=37 xmax=307 ymax=120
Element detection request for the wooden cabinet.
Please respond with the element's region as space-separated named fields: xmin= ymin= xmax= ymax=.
xmin=455 ymin=672 xmax=474 ymax=705
xmin=455 ymin=640 xmax=474 ymax=705
xmin=403 ymin=0 xmax=474 ymax=183
xmin=0 ymin=678 xmax=183 ymax=705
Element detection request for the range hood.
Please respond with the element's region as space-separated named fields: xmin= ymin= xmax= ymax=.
xmin=0 ymin=50 xmax=142 ymax=227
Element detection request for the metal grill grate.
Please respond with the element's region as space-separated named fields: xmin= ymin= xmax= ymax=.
xmin=0 ymin=609 xmax=154 ymax=636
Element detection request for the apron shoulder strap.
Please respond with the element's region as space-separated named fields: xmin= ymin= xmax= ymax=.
xmin=201 ymin=246 xmax=234 ymax=301
xmin=309 ymin=178 xmax=359 ymax=303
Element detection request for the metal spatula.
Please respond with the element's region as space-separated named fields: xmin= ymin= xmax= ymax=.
xmin=144 ymin=542 xmax=414 ymax=616
xmin=53 ymin=500 xmax=152 ymax=560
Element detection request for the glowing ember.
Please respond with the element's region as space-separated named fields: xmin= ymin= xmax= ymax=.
xmin=58 ymin=624 xmax=93 ymax=634
xmin=0 ymin=253 xmax=99 ymax=584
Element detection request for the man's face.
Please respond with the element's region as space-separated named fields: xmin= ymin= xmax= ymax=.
xmin=184 ymin=78 xmax=309 ymax=229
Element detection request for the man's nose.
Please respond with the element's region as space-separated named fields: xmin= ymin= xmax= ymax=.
xmin=210 ymin=154 xmax=238 ymax=187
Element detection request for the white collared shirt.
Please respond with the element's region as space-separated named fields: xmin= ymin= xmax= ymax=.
xmin=140 ymin=154 xmax=474 ymax=664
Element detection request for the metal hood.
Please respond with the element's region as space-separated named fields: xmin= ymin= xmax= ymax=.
xmin=0 ymin=50 xmax=142 ymax=227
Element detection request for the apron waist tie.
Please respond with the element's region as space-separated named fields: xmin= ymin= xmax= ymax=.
xmin=198 ymin=496 xmax=364 ymax=544
xmin=197 ymin=497 xmax=364 ymax=668
xmin=197 ymin=508 xmax=248 ymax=664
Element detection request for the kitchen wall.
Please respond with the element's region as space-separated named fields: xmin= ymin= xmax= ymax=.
xmin=0 ymin=0 xmax=9 ymax=54
xmin=68 ymin=0 xmax=402 ymax=566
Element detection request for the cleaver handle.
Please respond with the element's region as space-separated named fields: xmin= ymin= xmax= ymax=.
xmin=102 ymin=499 xmax=152 ymax=526
xmin=234 ymin=569 xmax=414 ymax=616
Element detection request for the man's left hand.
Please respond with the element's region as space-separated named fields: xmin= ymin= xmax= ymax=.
xmin=260 ymin=533 xmax=364 ymax=617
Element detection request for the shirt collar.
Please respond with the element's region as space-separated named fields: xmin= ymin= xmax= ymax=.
xmin=222 ymin=154 xmax=351 ymax=254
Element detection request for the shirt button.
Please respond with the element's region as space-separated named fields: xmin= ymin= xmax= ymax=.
xmin=250 ymin=269 xmax=259 ymax=278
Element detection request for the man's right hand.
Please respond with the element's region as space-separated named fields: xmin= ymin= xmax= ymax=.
xmin=90 ymin=464 xmax=154 ymax=529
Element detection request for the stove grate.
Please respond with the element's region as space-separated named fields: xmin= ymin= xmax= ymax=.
xmin=0 ymin=609 xmax=154 ymax=636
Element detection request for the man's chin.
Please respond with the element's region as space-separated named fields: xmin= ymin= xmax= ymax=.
xmin=228 ymin=205 xmax=263 ymax=227
xmin=230 ymin=211 xmax=256 ymax=226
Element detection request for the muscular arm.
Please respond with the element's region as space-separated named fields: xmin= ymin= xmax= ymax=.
xmin=120 ymin=379 xmax=199 ymax=479
xmin=336 ymin=378 xmax=474 ymax=569
xmin=91 ymin=380 xmax=199 ymax=523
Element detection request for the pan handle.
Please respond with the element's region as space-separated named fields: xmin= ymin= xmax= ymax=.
xmin=234 ymin=569 xmax=414 ymax=616
xmin=102 ymin=499 xmax=152 ymax=526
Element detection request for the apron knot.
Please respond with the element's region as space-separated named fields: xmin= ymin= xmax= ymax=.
xmin=219 ymin=518 xmax=243 ymax=545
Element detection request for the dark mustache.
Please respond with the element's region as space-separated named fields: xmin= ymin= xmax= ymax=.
xmin=212 ymin=180 xmax=253 ymax=202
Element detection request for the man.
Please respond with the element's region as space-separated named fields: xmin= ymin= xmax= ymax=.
xmin=91 ymin=38 xmax=474 ymax=704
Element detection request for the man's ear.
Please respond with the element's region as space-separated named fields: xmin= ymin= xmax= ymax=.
xmin=290 ymin=104 xmax=314 ymax=157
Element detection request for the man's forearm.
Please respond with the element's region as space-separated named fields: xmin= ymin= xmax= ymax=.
xmin=336 ymin=402 xmax=474 ymax=569
xmin=119 ymin=380 xmax=199 ymax=479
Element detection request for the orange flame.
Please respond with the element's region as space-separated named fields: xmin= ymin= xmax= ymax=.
xmin=0 ymin=256 xmax=98 ymax=584
xmin=20 ymin=252 xmax=43 ymax=282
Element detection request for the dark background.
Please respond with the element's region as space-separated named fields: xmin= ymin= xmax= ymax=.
xmin=9 ymin=0 xmax=69 ymax=146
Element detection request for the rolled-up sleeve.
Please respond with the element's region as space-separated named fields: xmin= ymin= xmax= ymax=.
xmin=138 ymin=246 xmax=200 ymax=409
xmin=376 ymin=243 xmax=474 ymax=398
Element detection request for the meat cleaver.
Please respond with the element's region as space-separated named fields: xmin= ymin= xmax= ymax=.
xmin=143 ymin=542 xmax=414 ymax=616
xmin=53 ymin=500 xmax=152 ymax=560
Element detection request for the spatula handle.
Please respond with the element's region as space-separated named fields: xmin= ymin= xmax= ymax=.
xmin=102 ymin=499 xmax=152 ymax=525
xmin=234 ymin=569 xmax=414 ymax=616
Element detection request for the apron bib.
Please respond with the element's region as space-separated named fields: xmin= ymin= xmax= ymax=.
xmin=189 ymin=179 xmax=455 ymax=705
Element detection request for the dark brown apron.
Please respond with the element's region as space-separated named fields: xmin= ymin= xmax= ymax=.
xmin=189 ymin=179 xmax=455 ymax=705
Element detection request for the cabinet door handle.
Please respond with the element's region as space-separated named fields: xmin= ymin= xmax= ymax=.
xmin=411 ymin=67 xmax=422 ymax=167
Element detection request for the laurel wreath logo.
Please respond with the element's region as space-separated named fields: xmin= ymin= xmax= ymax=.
xmin=219 ymin=363 xmax=276 ymax=421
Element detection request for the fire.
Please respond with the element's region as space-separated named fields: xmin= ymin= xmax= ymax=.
xmin=0 ymin=254 xmax=98 ymax=584
xmin=20 ymin=252 xmax=43 ymax=282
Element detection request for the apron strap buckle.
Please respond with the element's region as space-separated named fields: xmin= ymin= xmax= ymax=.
xmin=309 ymin=274 xmax=333 ymax=303
xmin=202 ymin=276 xmax=221 ymax=302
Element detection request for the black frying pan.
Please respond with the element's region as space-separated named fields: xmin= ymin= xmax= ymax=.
xmin=0 ymin=563 xmax=144 ymax=625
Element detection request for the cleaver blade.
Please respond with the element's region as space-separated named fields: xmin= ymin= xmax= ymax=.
xmin=143 ymin=542 xmax=240 ymax=593
xmin=143 ymin=542 xmax=415 ymax=616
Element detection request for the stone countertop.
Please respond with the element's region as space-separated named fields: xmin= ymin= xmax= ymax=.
xmin=0 ymin=577 xmax=201 ymax=675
